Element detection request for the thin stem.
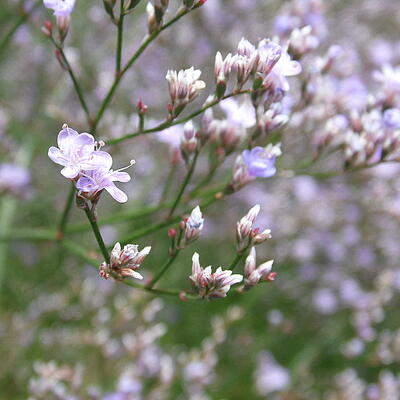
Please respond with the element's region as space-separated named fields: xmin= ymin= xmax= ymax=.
xmin=56 ymin=183 xmax=75 ymax=239
xmin=147 ymin=252 xmax=179 ymax=289
xmin=229 ymin=252 xmax=245 ymax=271
xmin=0 ymin=1 xmax=40 ymax=57
xmin=168 ymin=150 xmax=199 ymax=217
xmin=116 ymin=0 xmax=124 ymax=74
xmin=158 ymin=164 xmax=177 ymax=205
xmin=91 ymin=5 xmax=203 ymax=133
xmin=107 ymin=90 xmax=250 ymax=145
xmin=190 ymin=160 xmax=220 ymax=198
xmin=51 ymin=39 xmax=91 ymax=122
xmin=84 ymin=207 xmax=110 ymax=263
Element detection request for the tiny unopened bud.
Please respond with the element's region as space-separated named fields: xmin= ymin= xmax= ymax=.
xmin=265 ymin=271 xmax=277 ymax=282
xmin=168 ymin=228 xmax=177 ymax=238
xmin=56 ymin=15 xmax=70 ymax=43
xmin=41 ymin=20 xmax=53 ymax=37
xmin=253 ymin=228 xmax=272 ymax=245
xmin=136 ymin=98 xmax=148 ymax=115
xmin=183 ymin=206 xmax=204 ymax=245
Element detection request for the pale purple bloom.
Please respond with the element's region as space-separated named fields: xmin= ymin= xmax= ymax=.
xmin=383 ymin=108 xmax=400 ymax=130
xmin=48 ymin=125 xmax=110 ymax=179
xmin=76 ymin=158 xmax=131 ymax=203
xmin=242 ymin=145 xmax=280 ymax=178
xmin=0 ymin=163 xmax=30 ymax=196
xmin=43 ymin=0 xmax=76 ymax=16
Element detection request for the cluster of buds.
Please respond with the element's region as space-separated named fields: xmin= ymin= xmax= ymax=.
xmin=43 ymin=0 xmax=76 ymax=43
xmin=213 ymin=38 xmax=301 ymax=97
xmin=189 ymin=253 xmax=243 ymax=300
xmin=257 ymin=105 xmax=289 ymax=137
xmin=236 ymin=205 xmax=272 ymax=252
xmin=242 ymin=247 xmax=276 ymax=290
xmin=166 ymin=67 xmax=206 ymax=118
xmin=99 ymin=242 xmax=151 ymax=280
xmin=230 ymin=143 xmax=282 ymax=191
xmin=168 ymin=206 xmax=204 ymax=255
xmin=146 ymin=0 xmax=169 ymax=34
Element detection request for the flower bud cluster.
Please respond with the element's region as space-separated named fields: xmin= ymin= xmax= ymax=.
xmin=48 ymin=124 xmax=133 ymax=204
xmin=189 ymin=253 xmax=243 ymax=300
xmin=243 ymin=247 xmax=275 ymax=290
xmin=236 ymin=204 xmax=272 ymax=252
xmin=214 ymin=37 xmax=301 ymax=97
xmin=99 ymin=242 xmax=151 ymax=280
xmin=231 ymin=143 xmax=282 ymax=191
xmin=166 ymin=67 xmax=206 ymax=118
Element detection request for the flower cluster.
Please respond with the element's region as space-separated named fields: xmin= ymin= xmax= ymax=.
xmin=166 ymin=67 xmax=206 ymax=117
xmin=236 ymin=204 xmax=272 ymax=251
xmin=243 ymin=247 xmax=275 ymax=290
xmin=189 ymin=253 xmax=243 ymax=300
xmin=48 ymin=124 xmax=132 ymax=203
xmin=99 ymin=242 xmax=151 ymax=280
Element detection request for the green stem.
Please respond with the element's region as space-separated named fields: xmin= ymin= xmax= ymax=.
xmin=107 ymin=90 xmax=250 ymax=145
xmin=0 ymin=1 xmax=40 ymax=58
xmin=52 ymin=39 xmax=91 ymax=122
xmin=116 ymin=0 xmax=124 ymax=74
xmin=84 ymin=207 xmax=110 ymax=263
xmin=147 ymin=251 xmax=180 ymax=289
xmin=91 ymin=6 xmax=199 ymax=133
xmin=168 ymin=150 xmax=199 ymax=217
xmin=229 ymin=252 xmax=245 ymax=271
xmin=56 ymin=183 xmax=75 ymax=238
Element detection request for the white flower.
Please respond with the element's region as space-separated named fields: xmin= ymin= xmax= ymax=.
xmin=43 ymin=0 xmax=76 ymax=16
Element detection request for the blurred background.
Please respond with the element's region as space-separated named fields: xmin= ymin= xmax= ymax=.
xmin=1 ymin=0 xmax=400 ymax=399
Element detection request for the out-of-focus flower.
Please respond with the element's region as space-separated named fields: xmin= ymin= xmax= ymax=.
xmin=184 ymin=206 xmax=204 ymax=245
xmin=243 ymin=247 xmax=274 ymax=289
xmin=189 ymin=253 xmax=243 ymax=300
xmin=242 ymin=144 xmax=281 ymax=178
xmin=181 ymin=120 xmax=198 ymax=156
xmin=374 ymin=64 xmax=400 ymax=100
xmin=43 ymin=0 xmax=76 ymax=16
xmin=100 ymin=242 xmax=151 ymax=280
xmin=0 ymin=163 xmax=30 ymax=197
xmin=288 ymin=25 xmax=319 ymax=58
xmin=220 ymin=98 xmax=256 ymax=129
xmin=166 ymin=67 xmax=206 ymax=115
xmin=48 ymin=125 xmax=110 ymax=179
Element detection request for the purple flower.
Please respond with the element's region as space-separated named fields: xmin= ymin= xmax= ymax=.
xmin=241 ymin=145 xmax=281 ymax=178
xmin=48 ymin=125 xmax=110 ymax=179
xmin=76 ymin=155 xmax=132 ymax=203
xmin=0 ymin=163 xmax=30 ymax=196
xmin=43 ymin=0 xmax=76 ymax=16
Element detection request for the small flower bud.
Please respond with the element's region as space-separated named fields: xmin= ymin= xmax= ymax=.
xmin=136 ymin=98 xmax=148 ymax=116
xmin=168 ymin=228 xmax=177 ymax=238
xmin=41 ymin=20 xmax=53 ymax=37
xmin=183 ymin=206 xmax=204 ymax=245
xmin=181 ymin=121 xmax=198 ymax=155
xmin=252 ymin=228 xmax=272 ymax=245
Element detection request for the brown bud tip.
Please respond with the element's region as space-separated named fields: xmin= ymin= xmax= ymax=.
xmin=168 ymin=228 xmax=177 ymax=238
xmin=179 ymin=220 xmax=186 ymax=230
xmin=214 ymin=192 xmax=223 ymax=200
xmin=179 ymin=291 xmax=188 ymax=301
xmin=265 ymin=272 xmax=277 ymax=282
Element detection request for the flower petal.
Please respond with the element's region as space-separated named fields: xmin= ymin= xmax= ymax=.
xmin=105 ymin=184 xmax=128 ymax=203
xmin=57 ymin=126 xmax=79 ymax=150
xmin=110 ymin=171 xmax=131 ymax=183
xmin=48 ymin=146 xmax=67 ymax=166
xmin=61 ymin=165 xmax=80 ymax=179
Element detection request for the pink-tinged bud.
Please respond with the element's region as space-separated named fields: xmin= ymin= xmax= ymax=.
xmin=136 ymin=98 xmax=148 ymax=115
xmin=253 ymin=228 xmax=272 ymax=245
xmin=41 ymin=20 xmax=53 ymax=37
xmin=244 ymin=247 xmax=257 ymax=276
xmin=168 ymin=228 xmax=177 ymax=238
xmin=198 ymin=0 xmax=207 ymax=5
xmin=56 ymin=15 xmax=70 ymax=43
xmin=265 ymin=271 xmax=277 ymax=282
xmin=181 ymin=121 xmax=198 ymax=155
xmin=183 ymin=206 xmax=204 ymax=245
xmin=237 ymin=205 xmax=262 ymax=251
xmin=99 ymin=262 xmax=110 ymax=279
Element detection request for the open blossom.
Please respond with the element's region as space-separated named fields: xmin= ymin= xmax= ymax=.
xmin=0 ymin=163 xmax=30 ymax=196
xmin=100 ymin=242 xmax=151 ymax=280
xmin=184 ymin=206 xmax=204 ymax=245
xmin=76 ymin=161 xmax=132 ymax=203
xmin=243 ymin=247 xmax=274 ymax=290
xmin=43 ymin=0 xmax=76 ymax=16
xmin=242 ymin=144 xmax=281 ymax=178
xmin=48 ymin=125 xmax=110 ymax=179
xmin=189 ymin=253 xmax=243 ymax=300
